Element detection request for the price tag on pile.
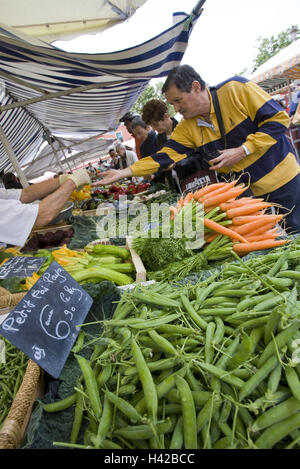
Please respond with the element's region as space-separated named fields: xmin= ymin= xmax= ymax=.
xmin=0 ymin=261 xmax=93 ymax=378
xmin=0 ymin=256 xmax=47 ymax=279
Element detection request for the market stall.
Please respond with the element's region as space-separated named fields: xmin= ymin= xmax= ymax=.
xmin=1 ymin=178 xmax=300 ymax=450
xmin=250 ymin=38 xmax=300 ymax=161
xmin=2 ymin=0 xmax=300 ymax=454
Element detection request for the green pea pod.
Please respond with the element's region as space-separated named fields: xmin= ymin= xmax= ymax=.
xmin=196 ymin=393 xmax=222 ymax=432
xmin=239 ymin=355 xmax=279 ymax=401
xmin=170 ymin=416 xmax=184 ymax=449
xmin=148 ymin=330 xmax=177 ymax=356
xmin=70 ymin=391 xmax=84 ymax=444
xmin=175 ymin=376 xmax=197 ymax=449
xmin=197 ymin=362 xmax=245 ymax=389
xmin=114 ymin=419 xmax=172 ymax=440
xmin=131 ymin=338 xmax=158 ymax=423
xmin=251 ymin=395 xmax=300 ymax=433
xmin=42 ymin=393 xmax=77 ymax=413
xmin=105 ymin=390 xmax=144 ymax=423
xmin=180 ymin=293 xmax=208 ymax=331
xmin=258 ymin=320 xmax=300 ymax=367
xmin=264 ymin=309 xmax=281 ymax=346
xmin=285 ymin=366 xmax=300 ymax=401
xmin=205 ymin=322 xmax=216 ymax=364
xmin=76 ymin=355 xmax=102 ymax=419
xmin=267 ymin=249 xmax=290 ymax=277
xmin=255 ymin=412 xmax=300 ymax=449
xmin=90 ymin=394 xmax=112 ymax=449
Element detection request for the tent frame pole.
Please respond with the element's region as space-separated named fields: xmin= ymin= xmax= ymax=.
xmin=0 ymin=124 xmax=29 ymax=187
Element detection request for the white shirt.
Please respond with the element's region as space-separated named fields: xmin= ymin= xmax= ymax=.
xmin=0 ymin=188 xmax=39 ymax=247
xmin=125 ymin=150 xmax=139 ymax=167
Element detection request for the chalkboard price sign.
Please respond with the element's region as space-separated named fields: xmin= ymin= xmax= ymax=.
xmin=0 ymin=256 xmax=47 ymax=279
xmin=0 ymin=261 xmax=93 ymax=378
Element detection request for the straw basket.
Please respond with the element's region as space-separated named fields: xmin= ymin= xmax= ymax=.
xmin=0 ymin=287 xmax=43 ymax=449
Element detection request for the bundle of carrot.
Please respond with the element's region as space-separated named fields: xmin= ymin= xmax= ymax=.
xmin=171 ymin=180 xmax=290 ymax=256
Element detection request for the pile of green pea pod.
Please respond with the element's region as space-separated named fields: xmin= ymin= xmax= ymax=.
xmin=0 ymin=338 xmax=28 ymax=427
xmin=43 ymin=237 xmax=300 ymax=450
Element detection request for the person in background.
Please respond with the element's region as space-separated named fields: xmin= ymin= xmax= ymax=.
xmin=142 ymin=99 xmax=179 ymax=150
xmin=0 ymin=169 xmax=90 ymax=247
xmin=289 ymin=81 xmax=300 ymax=117
xmin=94 ymin=64 xmax=300 ymax=234
xmin=0 ymin=172 xmax=23 ymax=189
xmin=115 ymin=143 xmax=139 ymax=169
xmin=142 ymin=99 xmax=180 ymax=190
xmin=119 ymin=112 xmax=142 ymax=159
xmin=87 ymin=161 xmax=97 ymax=177
xmin=112 ymin=155 xmax=120 ymax=170
xmin=130 ymin=116 xmax=158 ymax=158
xmin=98 ymin=158 xmax=106 ymax=172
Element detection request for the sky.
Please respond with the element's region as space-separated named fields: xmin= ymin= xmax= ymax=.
xmin=54 ymin=0 xmax=300 ymax=86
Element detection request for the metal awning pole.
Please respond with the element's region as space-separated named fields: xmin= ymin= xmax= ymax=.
xmin=184 ymin=0 xmax=206 ymax=29
xmin=0 ymin=124 xmax=29 ymax=187
xmin=191 ymin=0 xmax=207 ymax=16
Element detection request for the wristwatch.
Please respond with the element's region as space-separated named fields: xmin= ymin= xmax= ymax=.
xmin=242 ymin=144 xmax=251 ymax=156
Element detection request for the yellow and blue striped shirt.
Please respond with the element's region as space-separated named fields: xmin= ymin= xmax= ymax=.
xmin=130 ymin=77 xmax=299 ymax=196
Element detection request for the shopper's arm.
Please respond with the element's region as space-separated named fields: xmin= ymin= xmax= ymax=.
xmin=20 ymin=177 xmax=60 ymax=203
xmin=92 ymin=168 xmax=133 ymax=186
xmin=34 ymin=179 xmax=76 ymax=227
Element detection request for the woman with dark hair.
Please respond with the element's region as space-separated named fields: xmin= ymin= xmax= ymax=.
xmin=142 ymin=99 xmax=179 ymax=190
xmin=142 ymin=99 xmax=178 ymax=150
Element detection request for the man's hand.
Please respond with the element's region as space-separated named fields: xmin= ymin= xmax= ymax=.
xmin=92 ymin=168 xmax=133 ymax=187
xmin=59 ymin=169 xmax=91 ymax=189
xmin=209 ymin=146 xmax=247 ymax=171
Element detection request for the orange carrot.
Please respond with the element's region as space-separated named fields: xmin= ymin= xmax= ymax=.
xmin=246 ymin=221 xmax=282 ymax=237
xmin=220 ymin=198 xmax=264 ymax=212
xmin=226 ymin=202 xmax=272 ymax=219
xmin=169 ymin=206 xmax=178 ymax=220
xmin=244 ymin=231 xmax=280 ymax=242
xmin=176 ymin=196 xmax=184 ymax=210
xmin=203 ymin=186 xmax=248 ymax=209
xmin=233 ymin=239 xmax=289 ymax=254
xmin=231 ymin=215 xmax=278 ymax=226
xmin=203 ymin=218 xmax=248 ymax=243
xmin=183 ymin=192 xmax=194 ymax=205
xmin=231 ymin=215 xmax=283 ymax=235
xmin=192 ymin=182 xmax=228 ymax=201
xmin=205 ymin=233 xmax=219 ymax=243
xmin=197 ymin=180 xmax=239 ymax=202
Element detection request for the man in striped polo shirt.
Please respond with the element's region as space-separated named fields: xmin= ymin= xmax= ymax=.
xmin=95 ymin=65 xmax=300 ymax=233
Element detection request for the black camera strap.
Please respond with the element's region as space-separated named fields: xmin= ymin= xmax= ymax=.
xmin=209 ymin=87 xmax=227 ymax=150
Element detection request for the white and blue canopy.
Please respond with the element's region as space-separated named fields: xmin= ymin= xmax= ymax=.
xmin=0 ymin=2 xmax=203 ymax=180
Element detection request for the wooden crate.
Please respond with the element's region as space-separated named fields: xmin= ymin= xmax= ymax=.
xmin=32 ymin=223 xmax=72 ymax=235
xmin=0 ymin=289 xmax=43 ymax=449
xmin=74 ymin=206 xmax=115 ymax=217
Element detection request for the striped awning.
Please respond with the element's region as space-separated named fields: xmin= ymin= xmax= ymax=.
xmin=0 ymin=6 xmax=202 ymax=178
xmin=251 ymin=38 xmax=300 ymax=91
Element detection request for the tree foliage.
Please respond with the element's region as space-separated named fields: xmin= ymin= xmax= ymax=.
xmin=131 ymin=81 xmax=176 ymax=117
xmin=253 ymin=25 xmax=299 ymax=71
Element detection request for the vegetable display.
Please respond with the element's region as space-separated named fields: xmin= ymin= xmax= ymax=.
xmin=20 ymin=244 xmax=136 ymax=289
xmin=31 ymin=236 xmax=300 ymax=449
xmin=134 ymin=180 xmax=289 ymax=282
xmin=0 ymin=338 xmax=28 ymax=427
